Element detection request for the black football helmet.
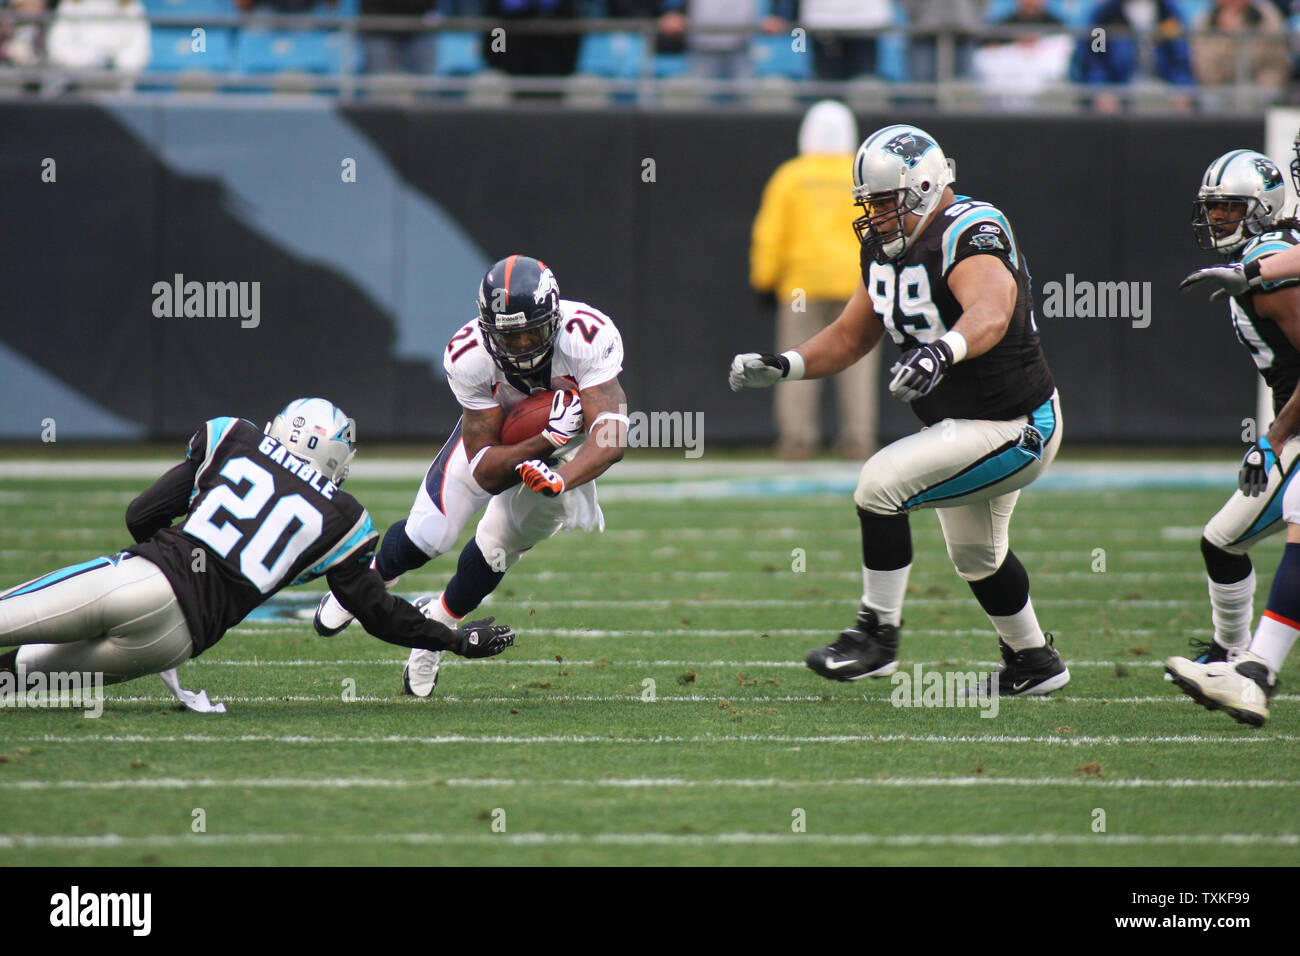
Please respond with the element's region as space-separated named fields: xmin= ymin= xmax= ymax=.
xmin=477 ymin=255 xmax=562 ymax=374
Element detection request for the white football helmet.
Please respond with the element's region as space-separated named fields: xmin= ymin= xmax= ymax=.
xmin=1193 ymin=149 xmax=1286 ymax=256
xmin=265 ymin=397 xmax=356 ymax=484
xmin=852 ymin=124 xmax=955 ymax=264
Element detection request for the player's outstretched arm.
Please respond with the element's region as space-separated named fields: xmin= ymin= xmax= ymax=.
xmin=1181 ymin=245 xmax=1300 ymax=301
xmin=462 ymin=404 xmax=556 ymax=495
xmin=325 ymin=554 xmax=514 ymax=657
xmin=728 ymin=278 xmax=884 ymax=390
xmin=124 ymin=458 xmax=200 ymax=542
xmin=523 ymin=376 xmax=627 ymax=496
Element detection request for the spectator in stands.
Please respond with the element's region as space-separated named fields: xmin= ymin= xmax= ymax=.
xmin=657 ymin=0 xmax=785 ymax=81
xmin=901 ymin=0 xmax=980 ymax=82
xmin=0 ymin=0 xmax=45 ymax=67
xmin=359 ymin=0 xmax=439 ymax=74
xmin=750 ymin=100 xmax=878 ymax=461
xmin=974 ymin=0 xmax=1073 ymax=107
xmin=483 ymin=0 xmax=580 ymax=78
xmin=46 ymin=0 xmax=149 ymax=74
xmin=776 ymin=0 xmax=895 ymax=81
xmin=1071 ymin=0 xmax=1195 ymax=111
xmin=1191 ymin=0 xmax=1288 ymax=91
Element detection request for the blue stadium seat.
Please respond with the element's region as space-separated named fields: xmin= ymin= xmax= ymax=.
xmin=234 ymin=27 xmax=357 ymax=73
xmin=653 ymin=51 xmax=686 ymax=78
xmin=575 ymin=31 xmax=646 ymax=79
xmin=141 ymin=0 xmax=234 ymax=15
xmin=148 ymin=25 xmax=235 ymax=72
xmin=433 ymin=31 xmax=484 ymax=75
xmin=751 ymin=33 xmax=811 ymax=80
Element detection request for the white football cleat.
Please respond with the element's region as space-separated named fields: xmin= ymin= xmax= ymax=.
xmin=313 ymin=590 xmax=355 ymax=637
xmin=1165 ymin=651 xmax=1275 ymax=728
xmin=403 ymin=648 xmax=443 ymax=697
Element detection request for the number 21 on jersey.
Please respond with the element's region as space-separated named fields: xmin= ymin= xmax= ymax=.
xmin=867 ymin=261 xmax=945 ymax=345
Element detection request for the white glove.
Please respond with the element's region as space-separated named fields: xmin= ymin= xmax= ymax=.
xmin=1178 ymin=261 xmax=1264 ymax=302
xmin=728 ymin=352 xmax=790 ymax=392
xmin=542 ymin=388 xmax=584 ymax=448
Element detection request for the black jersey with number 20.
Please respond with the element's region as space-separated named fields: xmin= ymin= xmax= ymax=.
xmin=128 ymin=417 xmax=377 ymax=655
xmin=861 ymin=196 xmax=1055 ymax=426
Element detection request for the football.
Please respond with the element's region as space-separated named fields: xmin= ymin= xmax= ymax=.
xmin=500 ymin=377 xmax=579 ymax=445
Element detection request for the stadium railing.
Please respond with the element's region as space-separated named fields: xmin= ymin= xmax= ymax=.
xmin=0 ymin=11 xmax=1291 ymax=114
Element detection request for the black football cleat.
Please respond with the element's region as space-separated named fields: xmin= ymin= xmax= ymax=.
xmin=805 ymin=606 xmax=900 ymax=681
xmin=967 ymin=634 xmax=1070 ymax=697
xmin=1189 ymin=638 xmax=1231 ymax=665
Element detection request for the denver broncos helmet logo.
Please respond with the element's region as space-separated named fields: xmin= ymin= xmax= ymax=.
xmin=883 ymin=132 xmax=936 ymax=169
xmin=1253 ymin=157 xmax=1283 ymax=191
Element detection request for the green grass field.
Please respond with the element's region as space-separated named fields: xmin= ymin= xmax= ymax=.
xmin=1 ymin=461 xmax=1298 ymax=866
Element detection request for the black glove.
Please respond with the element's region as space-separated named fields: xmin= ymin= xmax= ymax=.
xmin=888 ymin=340 xmax=954 ymax=402
xmin=454 ymin=616 xmax=515 ymax=658
xmin=1239 ymin=437 xmax=1279 ymax=497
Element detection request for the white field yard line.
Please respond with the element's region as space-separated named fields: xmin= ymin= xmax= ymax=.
xmin=15 ymin=732 xmax=1299 ymax=745
xmin=0 ymin=832 xmax=1293 ymax=850
xmin=0 ymin=458 xmax=1238 ymax=480
xmin=0 ymin=548 xmax=1214 ymax=563
xmin=3 ymin=775 xmax=1298 ymax=792
xmin=57 ymin=692 xmax=1300 ymax=705
xmin=471 ymin=570 xmax=1208 ymax=582
xmin=471 ymin=598 xmax=1204 ymax=608
xmin=192 ymin=656 xmax=1203 ymax=666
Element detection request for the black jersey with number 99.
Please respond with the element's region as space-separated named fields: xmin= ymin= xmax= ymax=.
xmin=861 ymin=196 xmax=1055 ymax=425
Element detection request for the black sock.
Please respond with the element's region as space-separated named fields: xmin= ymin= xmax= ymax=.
xmin=0 ymin=648 xmax=17 ymax=676
xmin=442 ymin=539 xmax=507 ymax=618
xmin=968 ymin=551 xmax=1031 ymax=617
xmin=858 ymin=507 xmax=912 ymax=571
xmin=1201 ymin=536 xmax=1253 ymax=584
xmin=375 ymin=522 xmax=432 ymax=581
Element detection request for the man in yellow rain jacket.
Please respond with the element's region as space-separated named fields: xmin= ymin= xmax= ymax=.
xmin=750 ymin=99 xmax=878 ymax=460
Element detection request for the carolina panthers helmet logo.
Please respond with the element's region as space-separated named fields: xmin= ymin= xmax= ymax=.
xmin=883 ymin=132 xmax=936 ymax=169
xmin=1254 ymin=157 xmax=1283 ymax=191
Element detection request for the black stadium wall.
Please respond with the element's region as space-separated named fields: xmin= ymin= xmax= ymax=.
xmin=0 ymin=102 xmax=1263 ymax=444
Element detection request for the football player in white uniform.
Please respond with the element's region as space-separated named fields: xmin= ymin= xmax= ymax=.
xmin=730 ymin=124 xmax=1067 ymax=697
xmin=1173 ymin=150 xmax=1300 ymax=666
xmin=313 ymin=255 xmax=628 ymax=695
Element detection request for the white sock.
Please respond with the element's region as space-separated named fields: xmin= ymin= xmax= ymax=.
xmin=989 ymin=598 xmax=1046 ymax=651
xmin=424 ymin=593 xmax=463 ymax=630
xmin=862 ymin=565 xmax=910 ymax=626
xmin=1250 ymin=610 xmax=1299 ymax=680
xmin=1208 ymin=571 xmax=1255 ymax=649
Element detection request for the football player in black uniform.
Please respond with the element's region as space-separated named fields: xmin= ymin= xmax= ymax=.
xmin=730 ymin=123 xmax=1067 ymax=697
xmin=1166 ymin=149 xmax=1300 ymax=669
xmin=1165 ymin=148 xmax=1300 ymax=724
xmin=0 ymin=398 xmax=514 ymax=706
